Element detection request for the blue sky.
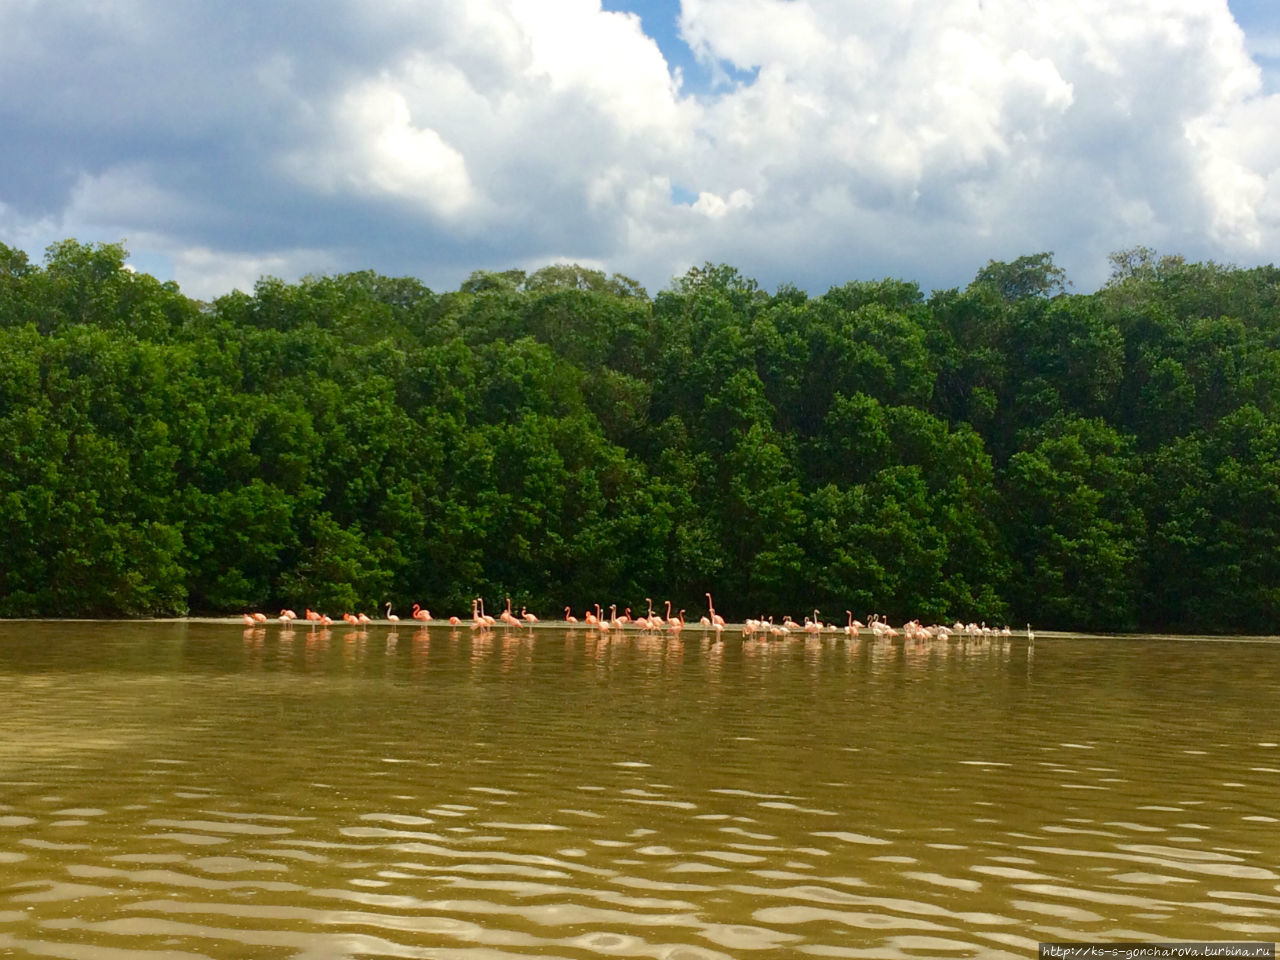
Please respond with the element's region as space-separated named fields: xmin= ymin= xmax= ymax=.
xmin=2 ymin=1 xmax=1279 ymax=299
xmin=1230 ymin=0 xmax=1280 ymax=72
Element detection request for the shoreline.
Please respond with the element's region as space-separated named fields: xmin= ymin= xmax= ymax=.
xmin=2 ymin=617 xmax=1277 ymax=642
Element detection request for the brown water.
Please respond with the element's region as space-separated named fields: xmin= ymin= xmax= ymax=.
xmin=0 ymin=622 xmax=1278 ymax=959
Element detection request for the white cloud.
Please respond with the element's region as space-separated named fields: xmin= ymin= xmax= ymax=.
xmin=63 ymin=165 xmax=197 ymax=227
xmin=173 ymin=246 xmax=338 ymax=301
xmin=289 ymin=81 xmax=476 ymax=219
xmin=505 ymin=0 xmax=689 ymax=142
xmin=1 ymin=0 xmax=1279 ymax=296
xmin=667 ymin=0 xmax=1280 ymax=288
xmin=691 ymin=188 xmax=753 ymax=219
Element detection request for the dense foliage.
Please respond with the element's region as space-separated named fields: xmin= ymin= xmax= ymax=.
xmin=1 ymin=240 xmax=1277 ymax=631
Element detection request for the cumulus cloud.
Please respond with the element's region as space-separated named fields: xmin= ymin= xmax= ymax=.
xmin=287 ymin=81 xmax=476 ymax=218
xmin=690 ymin=189 xmax=754 ymax=219
xmin=0 ymin=0 xmax=1278 ymax=296
xmin=673 ymin=0 xmax=1280 ymax=287
xmin=173 ymin=246 xmax=339 ymax=299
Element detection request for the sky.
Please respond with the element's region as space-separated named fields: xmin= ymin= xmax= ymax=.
xmin=2 ymin=0 xmax=1280 ymax=300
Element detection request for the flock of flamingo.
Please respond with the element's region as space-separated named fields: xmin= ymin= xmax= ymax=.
xmin=241 ymin=594 xmax=1031 ymax=641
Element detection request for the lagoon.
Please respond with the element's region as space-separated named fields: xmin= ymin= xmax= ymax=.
xmin=1 ymin=621 xmax=1278 ymax=958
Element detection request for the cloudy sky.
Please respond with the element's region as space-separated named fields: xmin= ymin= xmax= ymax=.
xmin=2 ymin=0 xmax=1279 ymax=299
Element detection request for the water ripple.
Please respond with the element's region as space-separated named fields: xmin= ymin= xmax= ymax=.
xmin=3 ymin=623 xmax=1280 ymax=958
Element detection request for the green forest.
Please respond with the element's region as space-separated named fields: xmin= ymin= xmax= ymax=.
xmin=1 ymin=240 xmax=1277 ymax=632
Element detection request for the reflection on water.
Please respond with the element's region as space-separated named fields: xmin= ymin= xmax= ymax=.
xmin=2 ymin=622 xmax=1279 ymax=959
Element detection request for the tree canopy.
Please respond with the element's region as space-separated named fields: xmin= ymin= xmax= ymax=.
xmin=1 ymin=241 xmax=1276 ymax=632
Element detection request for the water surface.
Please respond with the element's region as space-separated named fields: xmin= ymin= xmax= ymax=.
xmin=1 ymin=622 xmax=1278 ymax=959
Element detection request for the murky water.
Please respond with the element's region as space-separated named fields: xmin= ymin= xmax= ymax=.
xmin=1 ymin=622 xmax=1278 ymax=959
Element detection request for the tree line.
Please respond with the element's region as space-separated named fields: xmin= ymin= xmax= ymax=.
xmin=1 ymin=240 xmax=1277 ymax=632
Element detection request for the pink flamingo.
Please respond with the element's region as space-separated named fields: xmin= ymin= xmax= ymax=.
xmin=412 ymin=603 xmax=431 ymax=622
xmin=305 ymin=608 xmax=322 ymax=621
xmin=501 ymin=598 xmax=521 ymax=627
xmin=664 ymin=600 xmax=681 ymax=627
xmin=669 ymin=609 xmax=685 ymax=633
xmin=241 ymin=614 xmax=256 ymax=626
xmin=564 ymin=606 xmax=579 ymax=623
xmin=385 ymin=603 xmax=399 ymax=622
xmin=521 ymin=606 xmax=538 ymax=624
xmin=357 ymin=612 xmax=372 ymax=624
xmin=636 ymin=598 xmax=659 ymax=629
xmin=706 ymin=593 xmax=726 ymax=627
